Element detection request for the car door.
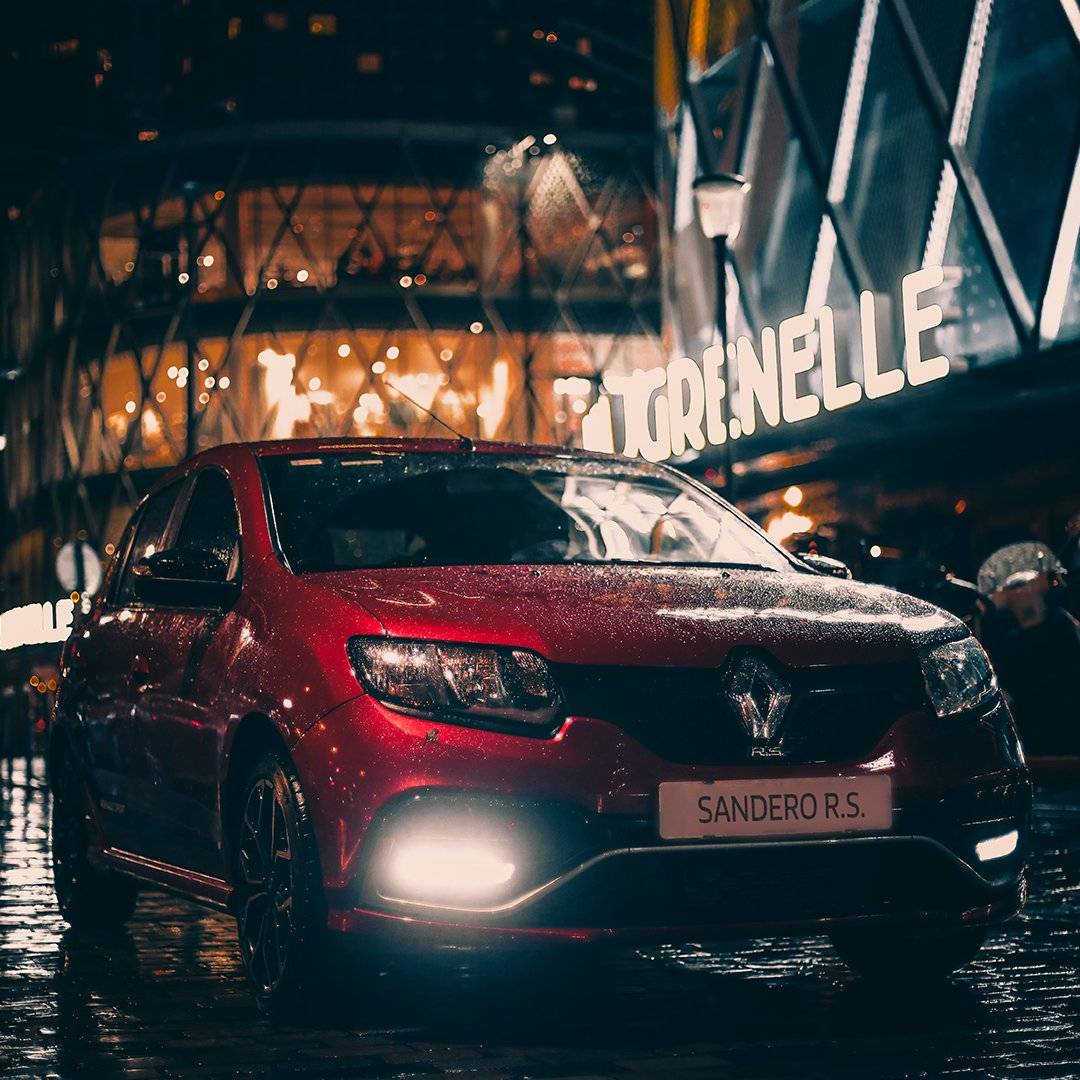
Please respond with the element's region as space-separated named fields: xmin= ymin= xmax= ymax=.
xmin=74 ymin=480 xmax=187 ymax=856
xmin=126 ymin=467 xmax=244 ymax=876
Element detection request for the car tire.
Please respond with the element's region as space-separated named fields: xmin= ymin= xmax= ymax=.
xmin=233 ymin=750 xmax=329 ymax=1012
xmin=830 ymin=924 xmax=988 ymax=982
xmin=51 ymin=757 xmax=139 ymax=930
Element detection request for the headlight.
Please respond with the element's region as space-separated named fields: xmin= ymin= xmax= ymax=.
xmin=918 ymin=636 xmax=997 ymax=717
xmin=347 ymin=637 xmax=562 ymax=734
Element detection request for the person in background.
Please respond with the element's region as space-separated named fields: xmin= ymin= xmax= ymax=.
xmin=977 ymin=542 xmax=1080 ymax=757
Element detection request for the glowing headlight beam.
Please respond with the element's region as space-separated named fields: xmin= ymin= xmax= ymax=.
xmin=382 ymin=839 xmax=516 ymax=904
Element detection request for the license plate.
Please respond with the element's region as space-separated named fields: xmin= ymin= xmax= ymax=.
xmin=658 ymin=776 xmax=893 ymax=840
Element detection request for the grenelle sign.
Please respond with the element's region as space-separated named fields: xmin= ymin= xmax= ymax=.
xmin=0 ymin=598 xmax=77 ymax=651
xmin=582 ymin=265 xmax=950 ymax=462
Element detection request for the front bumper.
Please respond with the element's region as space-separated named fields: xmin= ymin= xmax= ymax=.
xmin=330 ymin=837 xmax=1026 ymax=948
xmin=294 ymin=693 xmax=1030 ymax=945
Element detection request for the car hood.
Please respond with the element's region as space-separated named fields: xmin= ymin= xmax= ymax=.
xmin=310 ymin=563 xmax=962 ymax=668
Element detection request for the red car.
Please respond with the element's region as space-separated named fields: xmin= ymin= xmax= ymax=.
xmin=51 ymin=439 xmax=1030 ymax=1006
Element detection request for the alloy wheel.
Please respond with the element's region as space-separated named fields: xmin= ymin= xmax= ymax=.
xmin=237 ymin=776 xmax=295 ymax=996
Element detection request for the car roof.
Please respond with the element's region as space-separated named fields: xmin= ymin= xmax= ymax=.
xmin=247 ymin=436 xmax=601 ymax=458
xmin=184 ymin=436 xmax=627 ymax=466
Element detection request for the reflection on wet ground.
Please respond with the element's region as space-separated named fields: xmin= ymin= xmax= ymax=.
xmin=1 ymin=756 xmax=1078 ymax=1078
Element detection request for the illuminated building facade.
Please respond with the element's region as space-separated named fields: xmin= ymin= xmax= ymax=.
xmin=655 ymin=0 xmax=1080 ymax=560
xmin=0 ymin=1 xmax=660 ymax=609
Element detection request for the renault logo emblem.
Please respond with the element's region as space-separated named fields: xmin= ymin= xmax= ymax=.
xmin=722 ymin=652 xmax=791 ymax=753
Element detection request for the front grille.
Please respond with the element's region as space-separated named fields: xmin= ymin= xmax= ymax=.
xmin=553 ymin=657 xmax=927 ymax=765
xmin=523 ymin=840 xmax=996 ymax=929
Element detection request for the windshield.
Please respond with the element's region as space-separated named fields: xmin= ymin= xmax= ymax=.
xmin=260 ymin=452 xmax=793 ymax=574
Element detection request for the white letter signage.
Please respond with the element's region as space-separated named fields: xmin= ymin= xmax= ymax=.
xmin=582 ymin=267 xmax=949 ymax=462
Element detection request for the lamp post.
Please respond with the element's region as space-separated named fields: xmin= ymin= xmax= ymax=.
xmin=692 ymin=173 xmax=750 ymax=500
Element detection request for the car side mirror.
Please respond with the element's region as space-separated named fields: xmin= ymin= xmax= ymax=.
xmin=800 ymin=552 xmax=853 ymax=579
xmin=927 ymin=574 xmax=981 ymax=624
xmin=131 ymin=548 xmax=240 ymax=607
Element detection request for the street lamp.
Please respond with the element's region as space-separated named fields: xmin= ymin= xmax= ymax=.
xmin=693 ymin=173 xmax=750 ymax=241
xmin=693 ymin=173 xmax=750 ymax=499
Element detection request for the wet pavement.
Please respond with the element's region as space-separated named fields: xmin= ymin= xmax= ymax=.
xmin=1 ymin=756 xmax=1078 ymax=1080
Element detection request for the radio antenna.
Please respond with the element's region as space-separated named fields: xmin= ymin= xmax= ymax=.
xmin=379 ymin=374 xmax=475 ymax=451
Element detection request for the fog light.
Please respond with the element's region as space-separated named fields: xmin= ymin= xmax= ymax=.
xmin=380 ymin=838 xmax=516 ymax=906
xmin=975 ymin=829 xmax=1019 ymax=862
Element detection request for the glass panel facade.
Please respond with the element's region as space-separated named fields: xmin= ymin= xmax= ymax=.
xmin=961 ymin=0 xmax=1080 ymax=311
xmin=770 ymin=0 xmax=863 ymax=167
xmin=702 ymin=0 xmax=756 ymax=69
xmin=903 ymin=0 xmax=977 ymax=106
xmin=733 ymin=63 xmax=821 ymax=330
xmin=2 ymin=326 xmax=663 ymax=502
xmin=838 ymin=4 xmax=940 ymax=336
xmin=659 ymin=0 xmax=1079 ymax=470
xmin=697 ymin=46 xmax=757 ymax=173
xmin=936 ymin=173 xmax=1021 ymax=368
xmin=1 ymin=139 xmax=660 ymax=547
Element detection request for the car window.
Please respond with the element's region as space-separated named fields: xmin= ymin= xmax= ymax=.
xmin=173 ymin=470 xmax=241 ymax=580
xmin=114 ymin=482 xmax=184 ymax=603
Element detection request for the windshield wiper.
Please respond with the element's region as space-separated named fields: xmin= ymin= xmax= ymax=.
xmin=561 ymin=558 xmax=779 ymax=572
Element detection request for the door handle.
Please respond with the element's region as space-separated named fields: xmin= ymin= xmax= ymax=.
xmin=128 ymin=655 xmax=152 ymax=692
